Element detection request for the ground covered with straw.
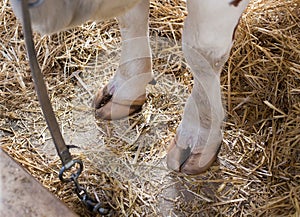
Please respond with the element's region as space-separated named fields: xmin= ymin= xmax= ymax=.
xmin=1 ymin=0 xmax=299 ymax=216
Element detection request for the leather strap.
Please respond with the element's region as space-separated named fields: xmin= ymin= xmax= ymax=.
xmin=19 ymin=0 xmax=72 ymax=166
xmin=17 ymin=1 xmax=109 ymax=214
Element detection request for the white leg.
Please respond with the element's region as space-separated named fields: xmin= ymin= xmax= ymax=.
xmin=167 ymin=0 xmax=249 ymax=174
xmin=94 ymin=0 xmax=152 ymax=120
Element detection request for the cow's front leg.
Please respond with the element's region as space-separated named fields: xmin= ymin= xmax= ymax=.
xmin=167 ymin=0 xmax=249 ymax=174
xmin=93 ymin=0 xmax=152 ymax=120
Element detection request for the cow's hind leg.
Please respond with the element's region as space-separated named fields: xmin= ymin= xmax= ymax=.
xmin=93 ymin=0 xmax=152 ymax=120
xmin=167 ymin=0 xmax=249 ymax=174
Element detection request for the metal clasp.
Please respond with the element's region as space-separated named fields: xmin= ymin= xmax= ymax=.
xmin=59 ymin=159 xmax=83 ymax=182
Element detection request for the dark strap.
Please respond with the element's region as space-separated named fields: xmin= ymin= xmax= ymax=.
xmin=19 ymin=0 xmax=72 ymax=165
xmin=17 ymin=0 xmax=109 ymax=214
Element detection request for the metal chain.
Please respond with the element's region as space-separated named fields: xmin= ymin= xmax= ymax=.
xmin=59 ymin=162 xmax=109 ymax=215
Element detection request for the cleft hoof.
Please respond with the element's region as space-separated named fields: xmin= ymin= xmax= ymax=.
xmin=166 ymin=138 xmax=220 ymax=175
xmin=93 ymin=85 xmax=146 ymax=120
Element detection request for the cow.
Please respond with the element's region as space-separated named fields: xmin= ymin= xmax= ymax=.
xmin=10 ymin=0 xmax=250 ymax=175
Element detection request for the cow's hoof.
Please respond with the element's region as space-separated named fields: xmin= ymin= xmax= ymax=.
xmin=93 ymin=85 xmax=146 ymax=120
xmin=166 ymin=138 xmax=220 ymax=175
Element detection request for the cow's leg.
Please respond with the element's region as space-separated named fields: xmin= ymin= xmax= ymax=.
xmin=93 ymin=0 xmax=152 ymax=120
xmin=167 ymin=0 xmax=249 ymax=174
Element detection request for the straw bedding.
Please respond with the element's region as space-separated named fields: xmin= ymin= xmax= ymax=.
xmin=1 ymin=0 xmax=299 ymax=216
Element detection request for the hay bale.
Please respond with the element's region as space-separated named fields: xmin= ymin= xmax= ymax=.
xmin=0 ymin=0 xmax=299 ymax=216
